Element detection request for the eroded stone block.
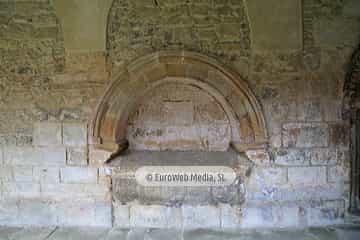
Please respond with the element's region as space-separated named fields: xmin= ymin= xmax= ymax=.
xmin=113 ymin=202 xmax=130 ymax=228
xmin=60 ymin=167 xmax=98 ymax=184
xmin=288 ymin=167 xmax=327 ymax=186
xmin=220 ymin=204 xmax=242 ymax=229
xmin=17 ymin=200 xmax=57 ymax=226
xmin=3 ymin=146 xmax=66 ymax=166
xmin=274 ymin=148 xmax=308 ymax=166
xmin=329 ymin=123 xmax=350 ymax=148
xmin=2 ymin=182 xmax=41 ymax=199
xmin=130 ymin=204 xmax=182 ymax=228
xmin=306 ymin=148 xmax=337 ymax=166
xmin=282 ymin=123 xmax=329 ymax=148
xmin=33 ymin=122 xmax=62 ymax=146
xmin=248 ymin=167 xmax=287 ymax=190
xmin=182 ymin=205 xmax=220 ymax=229
xmin=328 ymin=165 xmax=350 ymax=183
xmin=33 ymin=167 xmax=60 ymax=184
xmin=67 ymin=147 xmax=88 ymax=166
xmin=245 ymin=149 xmax=271 ymax=166
xmin=89 ymin=147 xmax=111 ymax=166
xmin=63 ymin=122 xmax=87 ymax=146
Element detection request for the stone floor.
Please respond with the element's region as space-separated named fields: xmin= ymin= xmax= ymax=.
xmin=0 ymin=226 xmax=360 ymax=240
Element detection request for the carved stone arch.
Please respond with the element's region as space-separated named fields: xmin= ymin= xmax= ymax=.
xmin=91 ymin=51 xmax=267 ymax=152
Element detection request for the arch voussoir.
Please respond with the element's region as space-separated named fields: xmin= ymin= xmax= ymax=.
xmin=92 ymin=51 xmax=268 ymax=152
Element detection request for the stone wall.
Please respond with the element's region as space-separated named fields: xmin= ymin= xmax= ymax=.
xmin=0 ymin=0 xmax=359 ymax=228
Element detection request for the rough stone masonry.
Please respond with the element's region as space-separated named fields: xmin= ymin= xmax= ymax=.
xmin=0 ymin=0 xmax=359 ymax=229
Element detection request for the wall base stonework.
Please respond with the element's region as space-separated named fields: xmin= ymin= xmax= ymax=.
xmin=111 ymin=201 xmax=345 ymax=229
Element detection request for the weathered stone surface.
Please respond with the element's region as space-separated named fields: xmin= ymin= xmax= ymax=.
xmin=127 ymin=83 xmax=231 ymax=151
xmin=0 ymin=0 xmax=356 ymax=230
xmin=247 ymin=0 xmax=302 ymax=51
xmin=306 ymin=148 xmax=338 ymax=166
xmin=3 ymin=147 xmax=66 ymax=166
xmin=0 ymin=201 xmax=19 ymax=226
xmin=182 ymin=205 xmax=221 ymax=229
xmin=219 ymin=204 xmax=242 ymax=229
xmin=47 ymin=226 xmax=109 ymax=238
xmin=282 ymin=123 xmax=329 ymax=148
xmin=40 ymin=183 xmax=110 ymax=201
xmin=113 ymin=202 xmax=130 ymax=228
xmin=63 ymin=123 xmax=87 ymax=146
xmin=60 ymin=167 xmax=98 ymax=184
xmin=329 ymin=123 xmax=350 ymax=148
xmin=108 ymin=0 xmax=251 ymax=65
xmin=33 ymin=167 xmax=60 ymax=184
xmin=67 ymin=147 xmax=88 ymax=166
xmin=328 ymin=165 xmax=350 ymax=183
xmin=248 ymin=167 xmax=287 ymax=190
xmin=33 ymin=122 xmax=62 ymax=146
xmin=2 ymin=182 xmax=41 ymax=199
xmin=305 ymin=200 xmax=345 ymax=226
xmin=89 ymin=147 xmax=111 ymax=166
xmin=297 ymin=99 xmax=323 ymax=121
xmin=241 ymin=203 xmax=300 ymax=228
xmin=17 ymin=201 xmax=57 ymax=226
xmin=245 ymin=149 xmax=271 ymax=166
xmin=130 ymin=204 xmax=182 ymax=228
xmin=288 ymin=167 xmax=327 ymax=186
xmin=274 ymin=148 xmax=309 ymax=166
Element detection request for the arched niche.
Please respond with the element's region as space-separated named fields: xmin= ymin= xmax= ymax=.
xmin=91 ymin=51 xmax=268 ymax=152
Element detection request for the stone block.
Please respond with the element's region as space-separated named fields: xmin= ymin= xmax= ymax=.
xmin=297 ymin=100 xmax=322 ymax=121
xmin=241 ymin=203 xmax=300 ymax=228
xmin=282 ymin=123 xmax=329 ymax=148
xmin=113 ymin=202 xmax=130 ymax=228
xmin=67 ymin=147 xmax=88 ymax=166
xmin=241 ymin=206 xmax=269 ymax=228
xmin=33 ymin=167 xmax=60 ymax=183
xmin=12 ymin=166 xmax=33 ymax=182
xmin=288 ymin=167 xmax=327 ymax=186
xmin=47 ymin=227 xmax=109 ymax=240
xmin=182 ymin=205 xmax=220 ymax=229
xmin=0 ymin=166 xmax=13 ymax=182
xmin=247 ymin=0 xmax=302 ymax=51
xmin=17 ymin=200 xmax=57 ymax=226
xmin=63 ymin=122 xmax=87 ymax=146
xmin=41 ymin=183 xmax=110 ymax=201
xmin=94 ymin=201 xmax=112 ymax=227
xmin=3 ymin=146 xmax=66 ymax=166
xmin=306 ymin=148 xmax=338 ymax=166
xmin=247 ymin=183 xmax=345 ymax=202
xmin=56 ymin=200 xmax=96 ymax=226
xmin=248 ymin=167 xmax=287 ymax=190
xmin=323 ymin=100 xmax=342 ymax=121
xmin=220 ymin=204 xmax=242 ymax=229
xmin=89 ymin=147 xmax=111 ymax=166
xmin=2 ymin=182 xmax=41 ymax=199
xmin=245 ymin=149 xmax=271 ymax=166
xmin=60 ymin=167 xmax=98 ymax=184
xmin=0 ymin=200 xmax=19 ymax=226
xmin=305 ymin=200 xmax=345 ymax=226
xmin=273 ymin=148 xmax=309 ymax=166
xmin=98 ymin=166 xmax=111 ymax=186
xmin=33 ymin=122 xmax=62 ymax=146
xmin=329 ymin=123 xmax=350 ymax=148
xmin=328 ymin=165 xmax=350 ymax=183
xmin=130 ymin=204 xmax=182 ymax=228
xmin=163 ymin=101 xmax=194 ymax=125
